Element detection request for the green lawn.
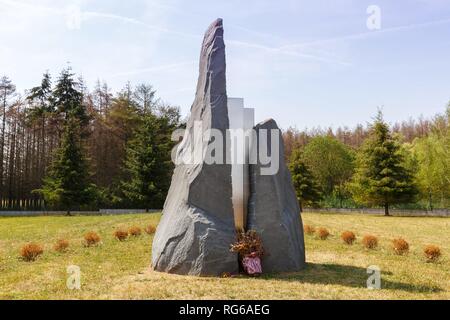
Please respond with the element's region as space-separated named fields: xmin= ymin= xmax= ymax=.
xmin=0 ymin=212 xmax=448 ymax=300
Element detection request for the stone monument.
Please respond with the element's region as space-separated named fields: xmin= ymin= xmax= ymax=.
xmin=152 ymin=18 xmax=305 ymax=276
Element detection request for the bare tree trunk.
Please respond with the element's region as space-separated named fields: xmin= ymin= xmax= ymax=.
xmin=0 ymin=93 xmax=7 ymax=196
xmin=384 ymin=203 xmax=390 ymax=216
xmin=41 ymin=114 xmax=46 ymax=177
xmin=428 ymin=188 xmax=433 ymax=211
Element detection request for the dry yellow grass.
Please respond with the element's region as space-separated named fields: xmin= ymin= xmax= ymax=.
xmin=0 ymin=212 xmax=448 ymax=300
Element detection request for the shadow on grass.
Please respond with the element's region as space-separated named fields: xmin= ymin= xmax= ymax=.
xmin=260 ymin=263 xmax=443 ymax=293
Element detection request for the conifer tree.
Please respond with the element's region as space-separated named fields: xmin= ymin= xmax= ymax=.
xmin=35 ymin=68 xmax=95 ymax=214
xmin=27 ymin=72 xmax=53 ymax=111
xmin=350 ymin=111 xmax=417 ymax=215
xmin=36 ymin=119 xmax=96 ymax=214
xmin=53 ymin=67 xmax=88 ymax=125
xmin=27 ymin=72 xmax=54 ymax=176
xmin=122 ymin=112 xmax=174 ymax=211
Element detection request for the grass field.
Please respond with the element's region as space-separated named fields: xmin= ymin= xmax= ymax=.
xmin=0 ymin=212 xmax=448 ymax=300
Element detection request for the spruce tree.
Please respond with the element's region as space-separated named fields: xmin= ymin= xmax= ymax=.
xmin=53 ymin=67 xmax=89 ymax=125
xmin=122 ymin=112 xmax=174 ymax=211
xmin=27 ymin=72 xmax=53 ymax=112
xmin=36 ymin=119 xmax=96 ymax=214
xmin=35 ymin=68 xmax=95 ymax=214
xmin=26 ymin=72 xmax=54 ymax=176
xmin=289 ymin=149 xmax=322 ymax=211
xmin=350 ymin=111 xmax=417 ymax=215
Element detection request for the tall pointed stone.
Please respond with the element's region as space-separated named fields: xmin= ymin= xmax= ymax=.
xmin=247 ymin=119 xmax=306 ymax=272
xmin=152 ymin=19 xmax=238 ymax=276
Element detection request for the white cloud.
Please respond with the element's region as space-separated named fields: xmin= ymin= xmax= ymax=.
xmin=280 ymin=17 xmax=450 ymax=50
xmin=80 ymin=11 xmax=199 ymax=38
xmin=227 ymin=39 xmax=351 ymax=66
xmin=0 ymin=0 xmax=189 ymax=35
xmin=110 ymin=61 xmax=196 ymax=78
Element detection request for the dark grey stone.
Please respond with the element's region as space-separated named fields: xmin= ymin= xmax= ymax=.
xmin=153 ymin=19 xmax=306 ymax=276
xmin=247 ymin=119 xmax=306 ymax=273
xmin=152 ymin=18 xmax=238 ymax=276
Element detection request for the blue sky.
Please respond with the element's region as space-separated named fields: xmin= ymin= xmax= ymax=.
xmin=1 ymin=0 xmax=449 ymax=129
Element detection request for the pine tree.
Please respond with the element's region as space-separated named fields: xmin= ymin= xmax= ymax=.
xmin=350 ymin=111 xmax=418 ymax=215
xmin=26 ymin=72 xmax=54 ymax=177
xmin=53 ymin=67 xmax=88 ymax=125
xmin=27 ymin=72 xmax=53 ymax=110
xmin=122 ymin=112 xmax=174 ymax=211
xmin=35 ymin=119 xmax=96 ymax=214
xmin=289 ymin=149 xmax=322 ymax=211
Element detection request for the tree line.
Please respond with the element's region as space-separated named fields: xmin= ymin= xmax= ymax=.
xmin=286 ymin=108 xmax=450 ymax=214
xmin=0 ymin=69 xmax=181 ymax=212
xmin=1 ymin=69 xmax=448 ymax=214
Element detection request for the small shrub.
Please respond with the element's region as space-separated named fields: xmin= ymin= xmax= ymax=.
xmin=362 ymin=235 xmax=378 ymax=249
xmin=392 ymin=238 xmax=409 ymax=255
xmin=145 ymin=225 xmax=156 ymax=235
xmin=54 ymin=239 xmax=70 ymax=252
xmin=128 ymin=226 xmax=142 ymax=237
xmin=20 ymin=243 xmax=44 ymax=261
xmin=317 ymin=228 xmax=330 ymax=240
xmin=114 ymin=230 xmax=128 ymax=242
xmin=303 ymin=224 xmax=315 ymax=235
xmin=341 ymin=231 xmax=356 ymax=245
xmin=84 ymin=232 xmax=101 ymax=247
xmin=424 ymin=245 xmax=441 ymax=262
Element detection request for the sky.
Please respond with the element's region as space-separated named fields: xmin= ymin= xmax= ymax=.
xmin=1 ymin=0 xmax=449 ymax=130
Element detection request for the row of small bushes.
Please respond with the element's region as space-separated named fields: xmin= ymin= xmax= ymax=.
xmin=303 ymin=224 xmax=442 ymax=263
xmin=20 ymin=225 xmax=157 ymax=262
xmin=114 ymin=225 xmax=156 ymax=241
